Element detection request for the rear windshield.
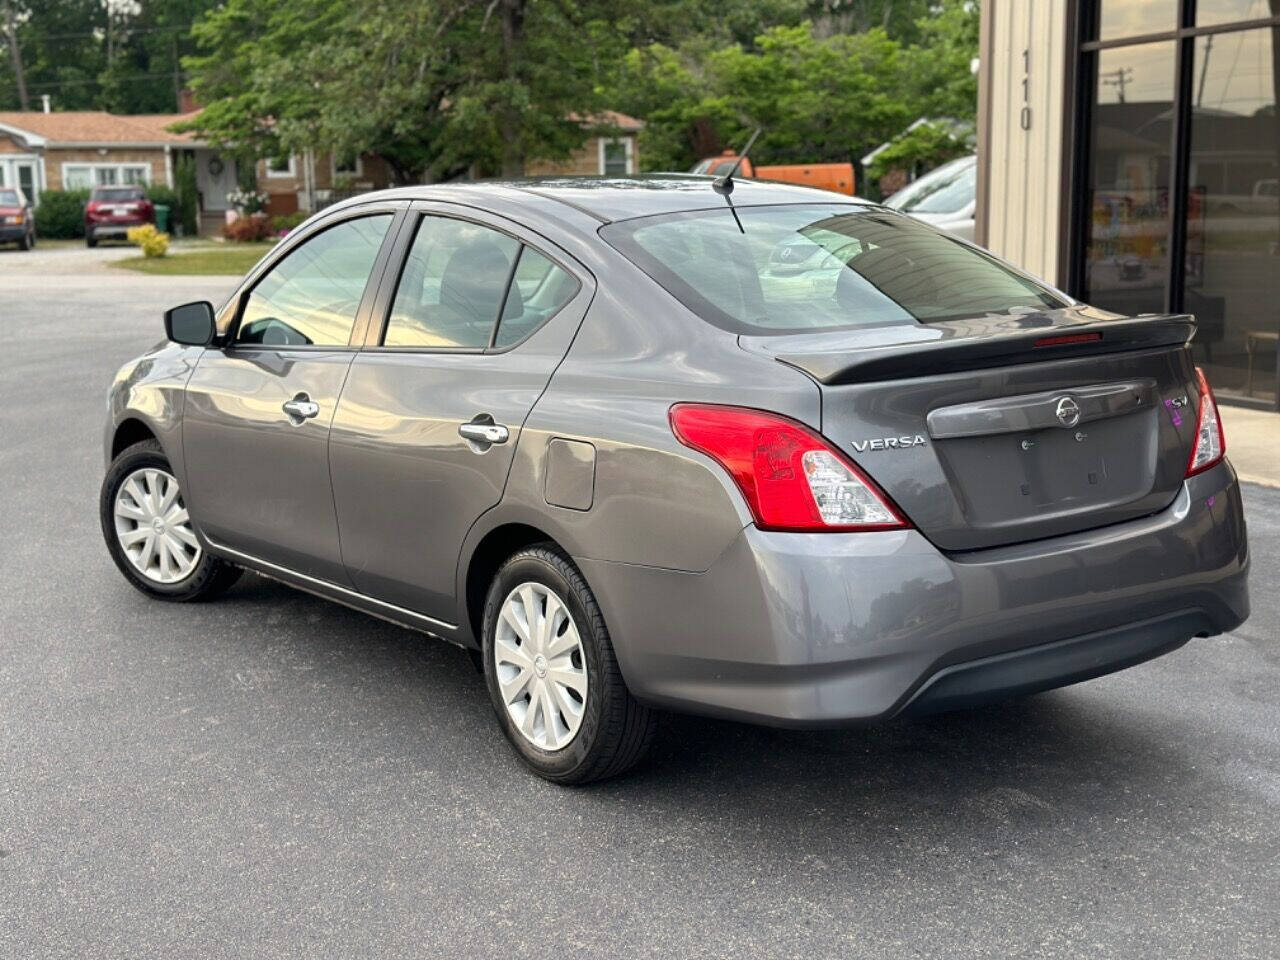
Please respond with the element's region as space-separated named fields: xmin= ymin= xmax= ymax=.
xmin=0 ymin=189 xmax=20 ymax=205
xmin=92 ymin=187 xmax=145 ymax=203
xmin=601 ymin=204 xmax=1066 ymax=335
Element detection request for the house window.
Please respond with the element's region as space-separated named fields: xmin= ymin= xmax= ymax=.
xmin=266 ymin=154 xmax=296 ymax=178
xmin=600 ymin=138 xmax=632 ymax=176
xmin=64 ymin=165 xmax=93 ymax=189
xmin=62 ymin=163 xmax=149 ymax=189
xmin=332 ymin=152 xmax=362 ymax=178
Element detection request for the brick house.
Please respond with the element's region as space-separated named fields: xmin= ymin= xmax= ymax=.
xmin=0 ymin=110 xmax=246 ymax=228
xmin=257 ymin=110 xmax=644 ymax=215
xmin=0 ymin=108 xmax=642 ymax=225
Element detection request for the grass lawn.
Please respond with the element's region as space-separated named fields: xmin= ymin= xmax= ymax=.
xmin=109 ymin=243 xmax=276 ymax=276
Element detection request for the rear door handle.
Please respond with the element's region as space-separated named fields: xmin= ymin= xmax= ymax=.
xmin=459 ymin=421 xmax=510 ymax=445
xmin=282 ymin=397 xmax=320 ymax=422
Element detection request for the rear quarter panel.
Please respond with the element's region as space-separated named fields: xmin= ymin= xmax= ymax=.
xmin=482 ymin=254 xmax=823 ymax=574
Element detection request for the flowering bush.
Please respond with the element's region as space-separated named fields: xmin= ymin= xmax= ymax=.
xmin=222 ymin=213 xmax=273 ymax=242
xmin=126 ymin=223 xmax=170 ymax=258
xmin=227 ymin=187 xmax=270 ymax=215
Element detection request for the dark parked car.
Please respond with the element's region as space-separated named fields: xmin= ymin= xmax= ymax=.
xmin=0 ymin=187 xmax=35 ymax=250
xmin=85 ymin=185 xmax=154 ymax=247
xmin=100 ymin=177 xmax=1250 ymax=783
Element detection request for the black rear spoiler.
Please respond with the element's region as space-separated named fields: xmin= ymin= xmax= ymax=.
xmin=771 ymin=314 xmax=1196 ymax=385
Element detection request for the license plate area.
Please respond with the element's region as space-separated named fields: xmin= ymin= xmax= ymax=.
xmin=935 ymin=407 xmax=1161 ymax=528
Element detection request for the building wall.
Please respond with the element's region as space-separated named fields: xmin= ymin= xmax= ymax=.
xmin=44 ymin=147 xmax=167 ymax=190
xmin=0 ymin=133 xmax=27 ymax=155
xmin=977 ymin=0 xmax=1072 ymax=287
xmin=527 ymin=134 xmax=637 ymax=177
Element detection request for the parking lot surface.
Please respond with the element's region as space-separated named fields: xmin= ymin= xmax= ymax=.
xmin=2 ymin=249 xmax=1278 ymax=959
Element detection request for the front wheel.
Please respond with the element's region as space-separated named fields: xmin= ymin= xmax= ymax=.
xmin=17 ymin=229 xmax=32 ymax=251
xmin=100 ymin=439 xmax=241 ymax=601
xmin=482 ymin=544 xmax=657 ymax=784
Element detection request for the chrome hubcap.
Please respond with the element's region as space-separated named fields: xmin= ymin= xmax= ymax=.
xmin=113 ymin=467 xmax=201 ymax=584
xmin=494 ymin=581 xmax=588 ymax=751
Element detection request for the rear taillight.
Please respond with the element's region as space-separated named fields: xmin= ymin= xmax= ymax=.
xmin=669 ymin=404 xmax=908 ymax=532
xmin=1186 ymin=366 xmax=1226 ymax=477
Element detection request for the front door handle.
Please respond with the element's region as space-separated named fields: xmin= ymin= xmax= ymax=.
xmin=282 ymin=396 xmax=320 ymax=423
xmin=459 ymin=421 xmax=510 ymax=445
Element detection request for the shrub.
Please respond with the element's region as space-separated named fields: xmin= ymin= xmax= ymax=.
xmin=145 ymin=184 xmax=180 ymax=209
xmin=34 ymin=189 xmax=90 ymax=239
xmin=126 ymin=223 xmax=170 ymax=258
xmin=175 ymin=156 xmax=199 ymax=236
xmin=272 ymin=212 xmax=306 ymax=234
xmin=222 ymin=213 xmax=273 ymax=242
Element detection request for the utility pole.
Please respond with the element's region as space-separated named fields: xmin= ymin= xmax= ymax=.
xmin=1101 ymin=66 xmax=1133 ymax=104
xmin=2 ymin=0 xmax=30 ymax=111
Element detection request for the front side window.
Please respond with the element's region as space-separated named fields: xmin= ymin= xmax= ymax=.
xmin=603 ymin=204 xmax=1067 ymax=335
xmin=237 ymin=214 xmax=393 ymax=347
xmin=383 ymin=217 xmax=520 ymax=348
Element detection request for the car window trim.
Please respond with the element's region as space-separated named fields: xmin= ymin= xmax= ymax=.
xmin=218 ymin=201 xmax=408 ymax=352
xmin=363 ymin=201 xmax=586 ymax=355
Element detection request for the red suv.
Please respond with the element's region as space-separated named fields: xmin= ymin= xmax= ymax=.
xmin=85 ymin=186 xmax=154 ymax=247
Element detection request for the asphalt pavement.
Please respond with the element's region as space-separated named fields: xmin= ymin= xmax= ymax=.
xmin=1 ymin=246 xmax=1277 ymax=959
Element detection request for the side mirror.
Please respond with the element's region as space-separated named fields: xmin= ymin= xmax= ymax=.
xmin=164 ymin=300 xmax=217 ymax=346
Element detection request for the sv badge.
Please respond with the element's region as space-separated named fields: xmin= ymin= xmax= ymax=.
xmin=852 ymin=435 xmax=928 ymax=453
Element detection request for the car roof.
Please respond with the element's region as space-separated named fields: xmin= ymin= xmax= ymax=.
xmin=332 ymin=175 xmax=871 ymax=225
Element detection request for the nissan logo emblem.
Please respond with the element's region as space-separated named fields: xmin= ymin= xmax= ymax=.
xmin=1055 ymin=396 xmax=1082 ymax=428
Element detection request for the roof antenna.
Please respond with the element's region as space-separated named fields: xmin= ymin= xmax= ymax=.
xmin=713 ymin=127 xmax=760 ymax=234
xmin=712 ymin=127 xmax=761 ymax=197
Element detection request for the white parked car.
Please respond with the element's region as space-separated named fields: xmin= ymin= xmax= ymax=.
xmin=884 ymin=155 xmax=977 ymax=242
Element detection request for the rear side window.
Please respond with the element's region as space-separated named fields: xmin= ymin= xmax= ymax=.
xmin=602 ymin=204 xmax=1067 ymax=335
xmin=237 ymin=214 xmax=393 ymax=347
xmin=383 ymin=216 xmax=577 ymax=349
xmin=384 ymin=217 xmax=519 ymax=348
xmin=494 ymin=248 xmax=579 ymax=348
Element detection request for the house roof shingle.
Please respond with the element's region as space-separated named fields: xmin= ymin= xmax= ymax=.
xmin=0 ymin=111 xmax=201 ymax=146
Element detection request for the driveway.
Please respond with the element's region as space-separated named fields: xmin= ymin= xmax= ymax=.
xmin=1 ymin=252 xmax=1277 ymax=959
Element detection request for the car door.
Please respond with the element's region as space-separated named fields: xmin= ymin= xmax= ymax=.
xmin=182 ymin=205 xmax=402 ymax=582
xmin=328 ymin=202 xmax=593 ymax=622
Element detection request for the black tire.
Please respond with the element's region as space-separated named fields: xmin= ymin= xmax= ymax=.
xmin=86 ymin=230 xmax=97 ymax=248
xmin=17 ymin=228 xmax=31 ymax=251
xmin=482 ymin=543 xmax=657 ymax=784
xmin=100 ymin=439 xmax=241 ymax=602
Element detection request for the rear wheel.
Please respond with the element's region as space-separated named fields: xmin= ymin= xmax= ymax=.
xmin=85 ymin=229 xmax=97 ymax=248
xmin=100 ymin=439 xmax=241 ymax=601
xmin=482 ymin=544 xmax=657 ymax=784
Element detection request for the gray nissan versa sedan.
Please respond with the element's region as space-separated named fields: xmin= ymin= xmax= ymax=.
xmin=100 ymin=176 xmax=1250 ymax=783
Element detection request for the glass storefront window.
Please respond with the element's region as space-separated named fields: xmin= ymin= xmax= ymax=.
xmin=1082 ymin=42 xmax=1177 ymax=316
xmin=1197 ymin=0 xmax=1279 ymax=27
xmin=1185 ymin=27 xmax=1280 ymax=402
xmin=1098 ymin=0 xmax=1177 ymax=41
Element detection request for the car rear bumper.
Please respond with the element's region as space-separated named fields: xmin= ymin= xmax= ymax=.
xmin=87 ymin=221 xmax=148 ymax=237
xmin=577 ymin=460 xmax=1249 ymax=726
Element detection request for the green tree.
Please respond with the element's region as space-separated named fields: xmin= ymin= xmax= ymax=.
xmin=182 ymin=0 xmax=622 ymax=182
xmin=0 ymin=0 xmax=219 ymax=113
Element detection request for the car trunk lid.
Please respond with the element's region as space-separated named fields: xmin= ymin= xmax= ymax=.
xmin=743 ymin=307 xmax=1205 ymax=551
